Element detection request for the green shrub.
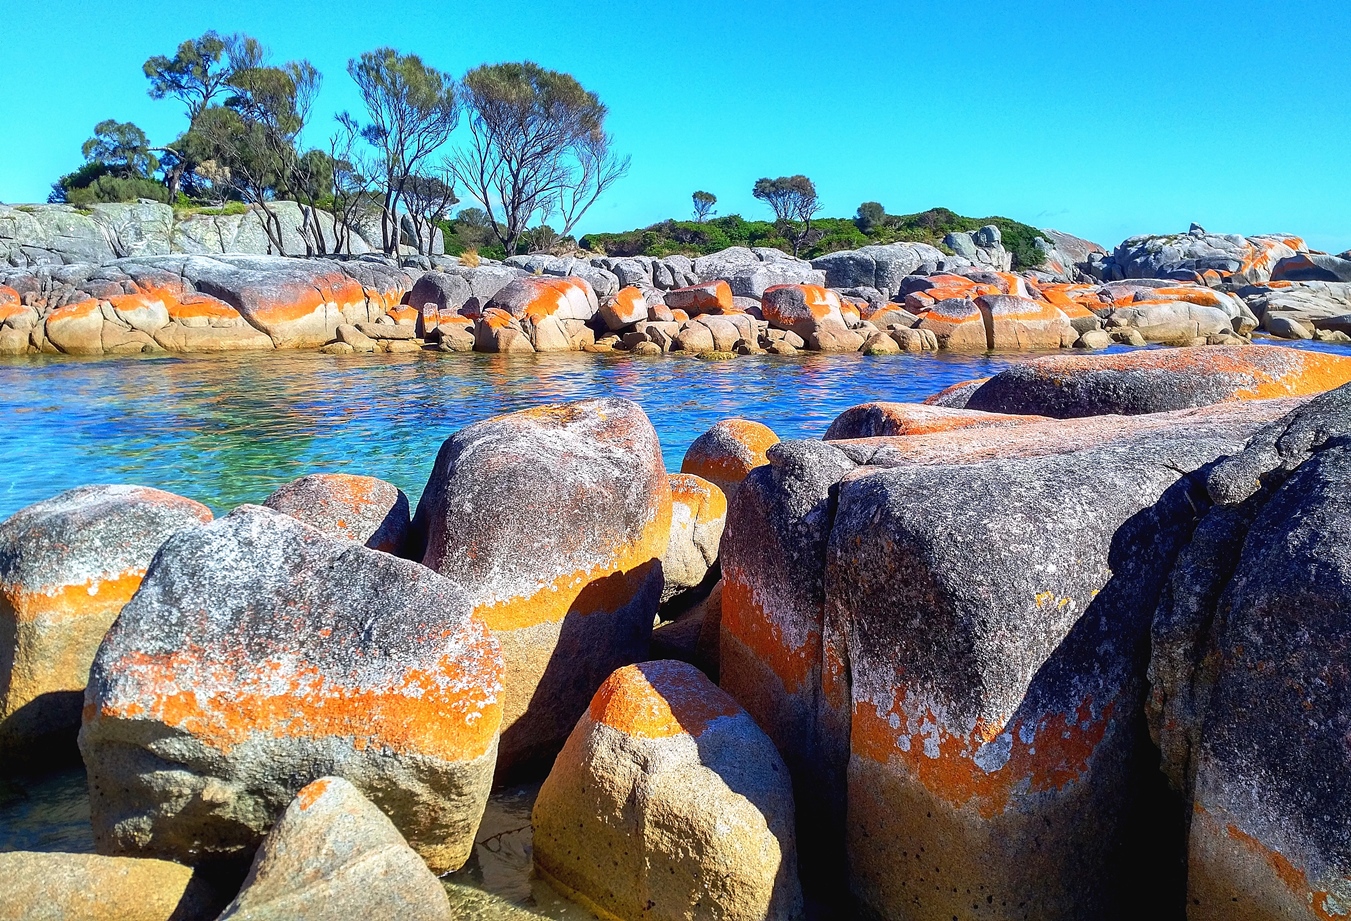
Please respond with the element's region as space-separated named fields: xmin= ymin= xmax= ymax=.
xmin=65 ymin=175 xmax=171 ymax=206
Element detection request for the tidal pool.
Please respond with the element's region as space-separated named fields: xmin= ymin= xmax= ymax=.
xmin=0 ymin=348 xmax=1057 ymax=521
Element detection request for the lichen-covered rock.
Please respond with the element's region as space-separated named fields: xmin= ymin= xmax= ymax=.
xmin=914 ymin=297 xmax=988 ymax=350
xmin=718 ymin=440 xmax=856 ymax=876
xmin=1100 ymin=230 xmax=1303 ymax=285
xmin=922 ymin=376 xmax=989 ymax=408
xmin=680 ymin=419 xmax=780 ymax=503
xmin=79 ymin=505 xmax=502 ymax=874
xmin=965 ymin=346 xmax=1351 ymax=418
xmin=823 ymin=401 xmax=1052 ymax=440
xmin=413 ymin=399 xmax=670 ymax=773
xmin=760 ymin=285 xmax=845 ymax=338
xmin=217 ymin=777 xmax=452 ymax=921
xmin=1144 ymin=386 xmax=1351 ymax=920
xmin=664 ymin=281 xmax=735 ymax=316
xmin=598 ymin=286 xmax=649 ymax=331
xmin=811 ymin=242 xmax=957 ymax=296
xmin=823 ymin=404 xmax=1290 ymax=921
xmin=0 ymin=485 xmax=211 ymax=767
xmin=0 ymin=851 xmax=213 ymax=921
xmin=486 ymin=275 xmax=598 ymax=324
xmin=532 ymin=661 xmax=804 ymax=921
xmin=473 ymin=307 xmax=535 ymax=354
xmin=661 ymin=474 xmax=726 ymax=603
xmin=1270 ymin=251 xmax=1351 ymax=284
xmin=976 ymin=293 xmax=1075 ymax=349
xmin=261 ymin=473 xmax=409 ymax=554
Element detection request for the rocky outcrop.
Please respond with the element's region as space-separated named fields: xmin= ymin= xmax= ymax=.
xmin=261 ymin=473 xmax=410 ymax=554
xmin=217 ymin=777 xmax=452 ymax=921
xmin=965 ymin=346 xmax=1351 ymax=418
xmin=811 ymin=242 xmax=962 ymax=296
xmin=942 ymin=224 xmax=1010 ymax=271
xmin=680 ymin=419 xmax=780 ymax=503
xmin=79 ymin=504 xmax=502 ymax=874
xmin=0 ymin=254 xmax=415 ymax=354
xmin=0 ymin=485 xmax=211 ymax=768
xmin=823 ymin=401 xmax=1052 ymax=439
xmin=0 ymin=202 xmax=382 ymax=268
xmin=1034 ymin=228 xmax=1107 ymax=281
xmin=0 ymin=851 xmax=215 ymax=921
xmin=412 ymin=399 xmax=670 ymax=774
xmin=1097 ymin=228 xmax=1305 ymax=285
xmin=532 ymin=660 xmax=804 ymax=921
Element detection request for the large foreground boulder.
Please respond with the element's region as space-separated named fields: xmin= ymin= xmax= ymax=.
xmin=79 ymin=505 xmax=503 ymax=874
xmin=532 ymin=661 xmax=804 ymax=921
xmin=413 ymin=399 xmax=671 ymax=773
xmin=965 ymin=346 xmax=1351 ymax=418
xmin=217 ymin=777 xmax=452 ymax=921
xmin=261 ymin=473 xmax=409 ymax=554
xmin=0 ymin=485 xmax=211 ymax=767
xmin=1146 ymin=386 xmax=1351 ymax=919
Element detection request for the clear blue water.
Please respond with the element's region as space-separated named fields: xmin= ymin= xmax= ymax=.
xmin=0 ymin=349 xmax=1050 ymax=521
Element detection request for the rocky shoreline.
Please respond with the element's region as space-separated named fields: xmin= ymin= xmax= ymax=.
xmin=1 ymin=344 xmax=1350 ymax=920
xmin=2 ymin=217 xmax=1350 ymax=359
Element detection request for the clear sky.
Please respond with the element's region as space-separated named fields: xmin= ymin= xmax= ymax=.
xmin=2 ymin=0 xmax=1348 ymax=252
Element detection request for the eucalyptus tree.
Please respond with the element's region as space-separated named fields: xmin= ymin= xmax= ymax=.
xmin=753 ymin=175 xmax=822 ymax=256
xmin=348 ymin=48 xmax=459 ymax=255
xmin=143 ymin=31 xmax=264 ymax=122
xmin=692 ymin=190 xmax=717 ymax=222
xmin=453 ymin=62 xmax=629 ymax=255
xmin=192 ymin=59 xmax=322 ymax=254
xmin=81 ymin=120 xmax=159 ymax=178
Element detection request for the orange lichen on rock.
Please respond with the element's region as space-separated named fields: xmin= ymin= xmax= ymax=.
xmin=473 ymin=497 xmax=671 ymax=632
xmin=91 ymin=633 xmax=504 ymax=762
xmin=46 ymin=299 xmax=101 ymax=324
xmin=2 ymin=569 xmax=144 ymax=625
xmin=851 ymin=691 xmax=1114 ymax=819
xmin=669 ymin=472 xmax=728 ymax=523
xmin=719 ymin=572 xmax=817 ymax=693
xmin=761 ymin=284 xmax=840 ymax=325
xmin=824 ymin=402 xmax=1052 ymax=440
xmin=385 ymin=304 xmax=418 ymax=324
xmin=680 ymin=419 xmax=780 ymax=493
xmin=665 ymin=280 xmax=735 ymax=315
xmin=589 ymin=661 xmax=739 ymax=740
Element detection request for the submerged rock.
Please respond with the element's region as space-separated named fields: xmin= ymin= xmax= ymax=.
xmin=217 ymin=777 xmax=452 ymax=921
xmin=261 ymin=473 xmax=409 ymax=554
xmin=79 ymin=505 xmax=502 ymax=874
xmin=413 ymin=398 xmax=670 ymax=774
xmin=0 ymin=485 xmax=211 ymax=768
xmin=532 ymin=660 xmax=803 ymax=921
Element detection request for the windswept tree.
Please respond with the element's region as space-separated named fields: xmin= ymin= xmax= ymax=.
xmin=692 ymin=190 xmax=717 ymax=222
xmin=347 ymin=48 xmax=459 ymax=255
xmin=144 ymin=31 xmax=264 ymax=122
xmin=82 ymin=120 xmax=159 ymax=178
xmin=753 ymin=174 xmax=821 ymax=257
xmin=192 ymin=58 xmax=323 ymax=254
xmin=453 ymin=61 xmax=629 ymax=255
xmin=327 ymin=112 xmax=375 ymax=254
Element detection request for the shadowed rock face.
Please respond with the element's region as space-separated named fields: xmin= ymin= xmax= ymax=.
xmin=79 ymin=505 xmax=502 ymax=875
xmin=218 ymin=777 xmax=452 ymax=921
xmin=532 ymin=660 xmax=804 ymax=921
xmin=1144 ymin=385 xmax=1351 ymax=920
xmin=965 ymin=346 xmax=1351 ymax=418
xmin=718 ymin=397 xmax=1300 ymax=919
xmin=0 ymin=485 xmax=212 ymax=768
xmin=262 ymin=473 xmax=410 ymax=554
xmin=413 ymin=398 xmax=671 ymax=775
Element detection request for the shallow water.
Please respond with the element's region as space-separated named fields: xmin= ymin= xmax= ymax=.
xmin=0 ymin=766 xmax=591 ymax=918
xmin=0 ymin=348 xmax=1054 ymax=521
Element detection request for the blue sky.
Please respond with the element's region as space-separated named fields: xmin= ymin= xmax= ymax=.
xmin=2 ymin=0 xmax=1348 ymax=252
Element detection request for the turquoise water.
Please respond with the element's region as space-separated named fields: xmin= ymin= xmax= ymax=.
xmin=0 ymin=349 xmax=1048 ymax=521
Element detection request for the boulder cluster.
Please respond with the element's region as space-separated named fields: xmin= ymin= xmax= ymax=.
xmin=4 ymin=223 xmax=1348 ymax=358
xmin=2 ymin=345 xmax=1351 ymax=920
